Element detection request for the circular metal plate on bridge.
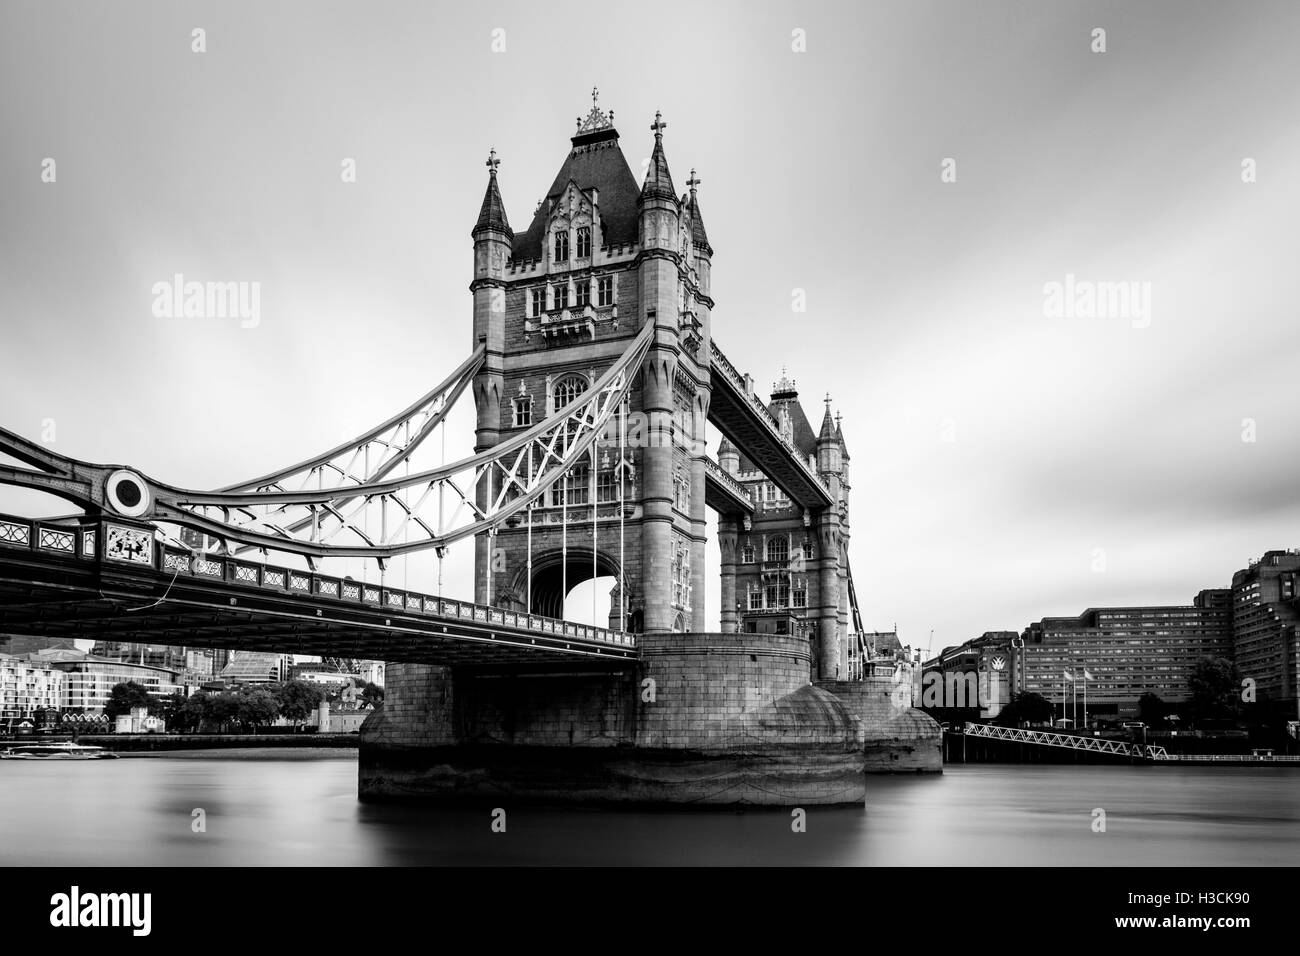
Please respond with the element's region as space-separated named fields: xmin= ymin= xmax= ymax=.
xmin=105 ymin=469 xmax=151 ymax=518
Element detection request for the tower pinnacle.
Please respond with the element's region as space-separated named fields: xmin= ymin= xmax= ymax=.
xmin=473 ymin=147 xmax=510 ymax=236
xmin=640 ymin=110 xmax=677 ymax=202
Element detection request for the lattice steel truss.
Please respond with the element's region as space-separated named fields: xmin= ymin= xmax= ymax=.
xmin=0 ymin=324 xmax=652 ymax=564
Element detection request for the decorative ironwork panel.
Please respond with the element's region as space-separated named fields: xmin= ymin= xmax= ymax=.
xmin=105 ymin=524 xmax=153 ymax=565
xmin=0 ymin=521 xmax=30 ymax=546
xmin=38 ymin=529 xmax=74 ymax=552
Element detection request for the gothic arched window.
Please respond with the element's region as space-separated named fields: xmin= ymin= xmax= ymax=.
xmin=766 ymin=535 xmax=789 ymax=564
xmin=554 ymin=230 xmax=569 ymax=262
xmin=552 ymin=374 xmax=588 ymax=410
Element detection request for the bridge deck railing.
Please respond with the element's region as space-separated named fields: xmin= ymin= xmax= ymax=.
xmin=709 ymin=341 xmax=830 ymax=497
xmin=703 ymin=458 xmax=752 ymax=504
xmin=0 ymin=512 xmax=636 ymax=649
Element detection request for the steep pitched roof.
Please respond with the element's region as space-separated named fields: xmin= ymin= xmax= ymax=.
xmin=687 ymin=193 xmax=711 ymax=253
xmin=640 ymin=123 xmax=676 ymax=203
xmin=473 ymin=168 xmax=511 ymax=235
xmin=818 ymin=404 xmax=836 ymax=443
xmin=835 ymin=418 xmax=850 ymax=460
xmin=510 ymin=129 xmax=641 ymax=261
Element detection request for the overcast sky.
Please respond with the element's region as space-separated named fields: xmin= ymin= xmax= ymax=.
xmin=2 ymin=0 xmax=1298 ymax=654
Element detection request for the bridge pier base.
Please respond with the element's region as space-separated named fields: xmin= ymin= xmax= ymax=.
xmin=360 ymin=634 xmax=880 ymax=805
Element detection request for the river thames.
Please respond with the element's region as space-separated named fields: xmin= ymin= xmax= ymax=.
xmin=1 ymin=750 xmax=1296 ymax=866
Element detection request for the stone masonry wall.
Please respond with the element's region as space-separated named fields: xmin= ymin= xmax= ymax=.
xmin=817 ymin=677 xmax=943 ymax=773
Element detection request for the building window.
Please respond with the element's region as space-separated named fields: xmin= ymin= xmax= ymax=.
xmin=671 ymin=541 xmax=691 ymax=609
xmin=804 ymin=540 xmax=815 ymax=561
xmin=554 ymin=284 xmax=569 ymax=311
xmin=741 ymin=544 xmax=755 ymax=564
xmin=793 ymin=587 xmax=807 ymax=609
xmin=554 ymin=230 xmax=569 ymax=262
xmin=596 ymin=469 xmax=618 ymax=503
xmin=575 ymin=280 xmax=591 ymax=309
xmin=553 ymin=374 xmax=588 ymax=448
xmin=765 ymin=582 xmax=789 ymax=609
xmin=576 ymin=226 xmax=591 ymax=259
xmin=748 ymin=588 xmax=762 ymax=611
xmin=551 ymin=463 xmax=589 ymax=507
xmin=552 ymin=374 xmax=588 ymax=411
xmin=512 ymin=397 xmax=533 ymax=428
xmin=530 ymin=288 xmax=544 ymax=317
xmin=597 ymin=276 xmax=613 ymax=307
xmin=766 ymin=536 xmax=789 ymax=564
xmin=673 ymin=467 xmax=690 ymax=512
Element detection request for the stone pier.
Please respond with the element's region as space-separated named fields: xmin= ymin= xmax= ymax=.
xmin=360 ymin=636 xmax=942 ymax=805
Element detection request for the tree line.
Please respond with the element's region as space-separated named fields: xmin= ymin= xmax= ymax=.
xmin=103 ymin=678 xmax=384 ymax=733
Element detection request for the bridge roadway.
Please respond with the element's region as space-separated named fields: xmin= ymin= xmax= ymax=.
xmin=708 ymin=341 xmax=834 ymax=510
xmin=0 ymin=513 xmax=637 ymax=669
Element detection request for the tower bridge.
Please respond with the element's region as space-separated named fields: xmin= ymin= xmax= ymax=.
xmin=0 ymin=91 xmax=941 ymax=803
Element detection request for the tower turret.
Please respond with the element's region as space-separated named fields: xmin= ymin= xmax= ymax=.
xmin=816 ymin=394 xmax=842 ymax=476
xmin=470 ymin=148 xmax=511 ymax=602
xmin=718 ymin=435 xmax=739 ymax=475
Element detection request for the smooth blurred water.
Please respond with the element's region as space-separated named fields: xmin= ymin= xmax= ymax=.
xmin=1 ymin=750 xmax=1296 ymax=866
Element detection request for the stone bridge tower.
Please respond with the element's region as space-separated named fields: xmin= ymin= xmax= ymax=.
xmin=470 ymin=92 xmax=713 ymax=635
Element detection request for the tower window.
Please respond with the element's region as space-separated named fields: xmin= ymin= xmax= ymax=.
xmin=575 ymin=281 xmax=591 ymax=309
xmin=741 ymin=544 xmax=755 ymax=564
xmin=554 ymin=284 xmax=569 ymax=311
xmin=766 ymin=536 xmax=789 ymax=564
xmin=671 ymin=542 xmax=691 ymax=609
xmin=596 ymin=469 xmax=618 ymax=503
xmin=530 ymin=288 xmax=544 ymax=317
xmin=597 ymin=276 xmax=613 ymax=307
xmin=552 ymin=373 xmax=588 ymax=411
xmin=793 ymin=587 xmax=807 ymax=609
xmin=576 ymin=226 xmax=591 ymax=259
xmin=551 ymin=463 xmax=589 ymax=507
xmin=554 ymin=231 xmax=569 ymax=263
xmin=512 ymin=397 xmax=533 ymax=428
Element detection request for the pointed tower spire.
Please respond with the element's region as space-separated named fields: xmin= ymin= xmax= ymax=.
xmin=818 ymin=393 xmax=836 ymax=442
xmin=473 ymin=147 xmax=511 ymax=236
xmin=685 ymin=167 xmax=712 ymax=254
xmin=640 ymin=110 xmax=677 ymax=201
xmin=835 ymin=411 xmax=851 ymax=460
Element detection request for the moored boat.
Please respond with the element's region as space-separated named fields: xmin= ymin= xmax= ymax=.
xmin=0 ymin=743 xmax=118 ymax=760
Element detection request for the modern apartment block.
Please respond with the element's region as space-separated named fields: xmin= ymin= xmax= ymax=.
xmin=1231 ymin=550 xmax=1300 ymax=715
xmin=0 ymin=653 xmax=64 ymax=725
xmin=1018 ymin=591 xmax=1234 ymax=719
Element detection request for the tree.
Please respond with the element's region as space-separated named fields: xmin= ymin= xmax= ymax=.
xmin=361 ymin=682 xmax=385 ymax=706
xmin=274 ymin=681 xmax=324 ymax=724
xmin=1188 ymin=657 xmax=1240 ymax=722
xmin=104 ymin=681 xmax=153 ymax=719
xmin=1137 ymin=692 xmax=1166 ymax=724
xmin=995 ymin=691 xmax=1054 ymax=727
xmin=175 ymin=691 xmax=210 ymax=733
xmin=156 ymin=691 xmax=189 ymax=730
xmin=206 ymin=691 xmax=240 ymax=730
xmin=234 ymin=686 xmax=279 ymax=731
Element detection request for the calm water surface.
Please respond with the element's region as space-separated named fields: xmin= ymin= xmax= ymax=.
xmin=1 ymin=750 xmax=1296 ymax=866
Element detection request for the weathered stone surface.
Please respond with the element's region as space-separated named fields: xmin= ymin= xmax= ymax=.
xmin=816 ymin=677 xmax=943 ymax=773
xmin=360 ymin=633 xmax=871 ymax=805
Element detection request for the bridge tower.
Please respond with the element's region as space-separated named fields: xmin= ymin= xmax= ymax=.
xmin=717 ymin=388 xmax=853 ymax=679
xmin=469 ymin=92 xmax=712 ymax=635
